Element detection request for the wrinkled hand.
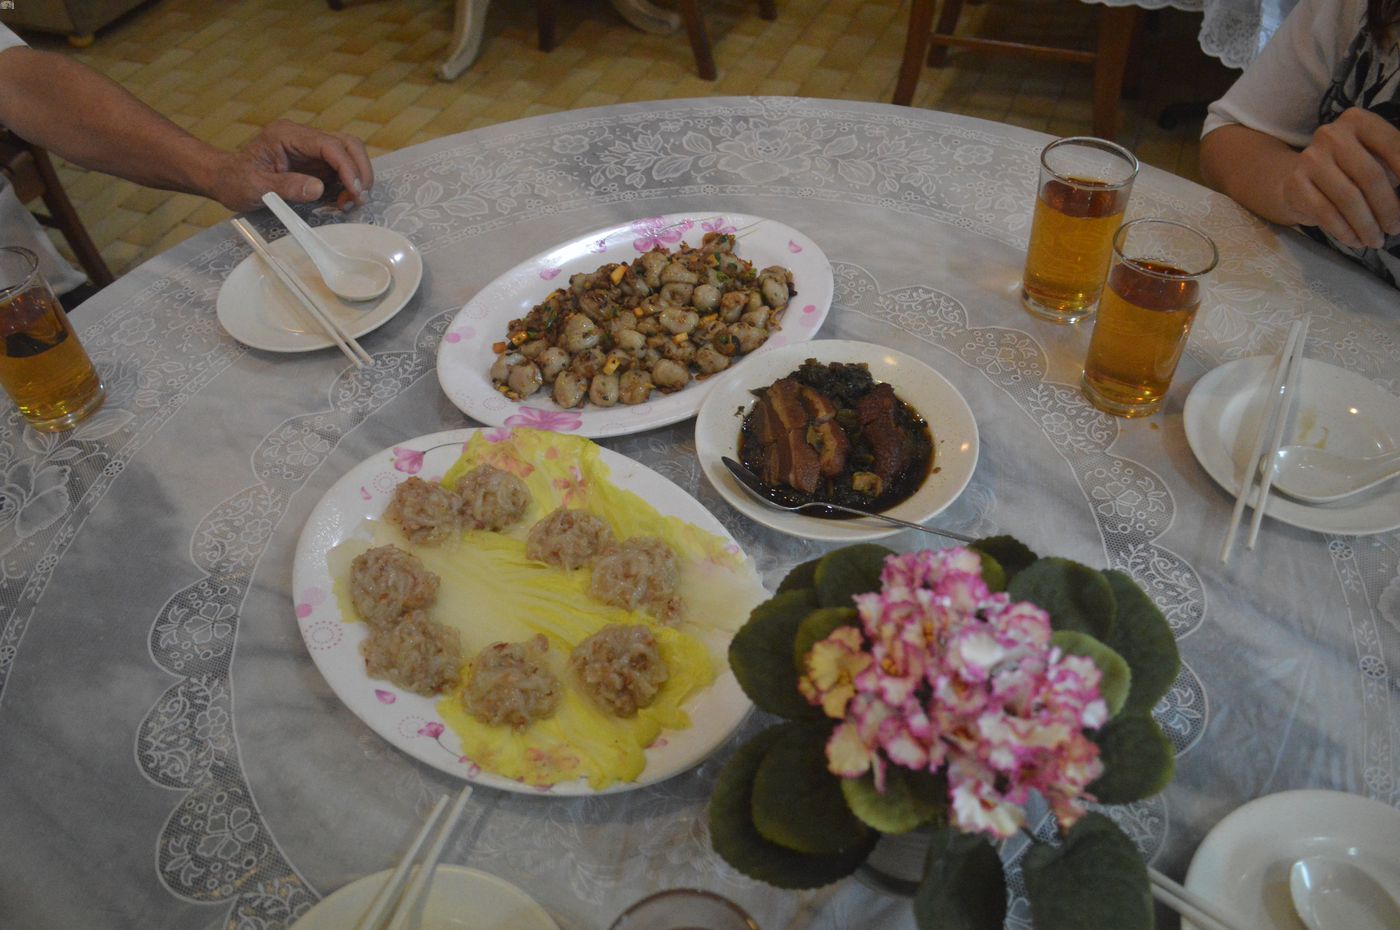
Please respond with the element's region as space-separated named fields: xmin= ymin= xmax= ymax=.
xmin=1283 ymin=107 xmax=1400 ymax=249
xmin=213 ymin=119 xmax=374 ymax=213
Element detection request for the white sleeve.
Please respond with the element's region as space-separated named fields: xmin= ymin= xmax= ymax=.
xmin=0 ymin=23 xmax=27 ymax=53
xmin=1201 ymin=0 xmax=1365 ymax=148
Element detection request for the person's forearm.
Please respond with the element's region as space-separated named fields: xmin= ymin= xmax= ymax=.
xmin=0 ymin=47 xmax=226 ymax=199
xmin=1200 ymin=124 xmax=1307 ymax=227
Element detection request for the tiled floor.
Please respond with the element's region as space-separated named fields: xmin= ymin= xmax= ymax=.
xmin=20 ymin=0 xmax=1238 ymax=278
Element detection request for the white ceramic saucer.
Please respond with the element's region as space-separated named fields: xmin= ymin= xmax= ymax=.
xmin=217 ymin=223 xmax=422 ymax=353
xmin=1183 ymin=356 xmax=1400 ymax=535
xmin=1182 ymin=789 xmax=1400 ymax=930
xmin=292 ymin=865 xmax=558 ymax=930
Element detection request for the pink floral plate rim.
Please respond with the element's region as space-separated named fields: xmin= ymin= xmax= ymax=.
xmin=435 ymin=213 xmax=835 ymax=439
xmin=289 ymin=427 xmax=756 ymax=796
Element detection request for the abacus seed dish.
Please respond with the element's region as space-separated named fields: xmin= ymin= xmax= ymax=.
xmin=490 ymin=232 xmax=796 ymax=409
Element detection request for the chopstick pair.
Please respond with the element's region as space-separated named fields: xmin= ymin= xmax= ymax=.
xmin=229 ymin=218 xmax=374 ymax=369
xmin=354 ymin=783 xmax=474 ymax=930
xmin=1148 ymin=867 xmax=1244 ymax=930
xmin=1218 ymin=315 xmax=1312 ymax=563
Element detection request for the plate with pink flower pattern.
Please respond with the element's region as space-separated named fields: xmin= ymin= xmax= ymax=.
xmin=290 ymin=427 xmax=765 ymax=795
xmin=436 ymin=213 xmax=833 ymax=438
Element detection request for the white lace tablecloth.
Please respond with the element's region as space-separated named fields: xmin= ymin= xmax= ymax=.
xmin=2 ymin=97 xmax=1396 ymax=930
xmin=1087 ymin=0 xmax=1296 ymax=67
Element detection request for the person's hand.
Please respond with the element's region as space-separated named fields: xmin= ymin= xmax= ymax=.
xmin=211 ymin=119 xmax=374 ymax=213
xmin=1283 ymin=107 xmax=1400 ymax=249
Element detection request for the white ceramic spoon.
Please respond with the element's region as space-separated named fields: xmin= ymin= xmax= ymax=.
xmin=1271 ymin=445 xmax=1400 ymax=504
xmin=1289 ymin=856 xmax=1400 ymax=930
xmin=261 ymin=193 xmax=391 ymax=302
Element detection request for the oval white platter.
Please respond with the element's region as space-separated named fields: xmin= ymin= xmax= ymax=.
xmin=1183 ymin=356 xmax=1400 ymax=535
xmin=290 ymin=428 xmax=755 ymax=795
xmin=217 ymin=223 xmax=422 ymax=353
xmin=436 ymin=213 xmax=833 ymax=439
xmin=694 ymin=339 xmax=980 ymax=542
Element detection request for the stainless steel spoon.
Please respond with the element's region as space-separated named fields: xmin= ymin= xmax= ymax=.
xmin=1272 ymin=445 xmax=1400 ymax=504
xmin=1289 ymin=856 xmax=1400 ymax=930
xmin=720 ymin=457 xmax=973 ymax=543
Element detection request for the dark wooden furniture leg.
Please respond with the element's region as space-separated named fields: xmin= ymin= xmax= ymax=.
xmin=677 ymin=0 xmax=718 ymax=80
xmin=1092 ymin=6 xmax=1138 ymax=140
xmin=537 ymin=0 xmax=558 ymax=51
xmin=927 ymin=0 xmax=965 ymax=67
xmin=893 ymin=0 xmax=936 ymax=106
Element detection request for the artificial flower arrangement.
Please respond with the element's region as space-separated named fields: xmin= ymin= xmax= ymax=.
xmin=710 ymin=539 xmax=1179 ymax=930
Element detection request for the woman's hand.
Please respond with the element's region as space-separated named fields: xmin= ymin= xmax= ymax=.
xmin=1283 ymin=107 xmax=1400 ymax=249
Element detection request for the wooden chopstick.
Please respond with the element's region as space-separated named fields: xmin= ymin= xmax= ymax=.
xmin=1219 ymin=318 xmax=1304 ymax=563
xmin=229 ymin=218 xmax=373 ymax=368
xmin=1148 ymin=867 xmax=1243 ymax=930
xmin=1246 ymin=314 xmax=1312 ymax=549
xmin=380 ymin=783 xmax=474 ymax=930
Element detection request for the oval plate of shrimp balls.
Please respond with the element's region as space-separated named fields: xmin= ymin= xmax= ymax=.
xmin=436 ymin=214 xmax=834 ymax=439
xmin=292 ymin=427 xmax=767 ymax=795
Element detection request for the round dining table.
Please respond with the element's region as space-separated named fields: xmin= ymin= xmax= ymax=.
xmin=2 ymin=96 xmax=1397 ymax=930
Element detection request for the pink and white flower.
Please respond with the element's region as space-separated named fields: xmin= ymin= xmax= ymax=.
xmin=798 ymin=548 xmax=1108 ymax=840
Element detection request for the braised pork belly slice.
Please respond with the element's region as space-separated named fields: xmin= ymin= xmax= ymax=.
xmin=855 ymin=382 xmax=911 ymax=483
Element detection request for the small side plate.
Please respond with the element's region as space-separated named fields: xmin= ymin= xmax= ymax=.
xmin=292 ymin=865 xmax=558 ymax=930
xmin=217 ymin=223 xmax=423 ymax=353
xmin=1183 ymin=356 xmax=1400 ymax=535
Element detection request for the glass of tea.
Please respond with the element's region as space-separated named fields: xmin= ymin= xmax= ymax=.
xmin=0 ymin=247 xmax=105 ymax=431
xmin=1081 ymin=219 xmax=1218 ymax=417
xmin=1021 ymin=136 xmax=1139 ymax=323
xmin=609 ymin=889 xmax=759 ymax=930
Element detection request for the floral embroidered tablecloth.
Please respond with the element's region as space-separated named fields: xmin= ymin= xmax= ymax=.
xmin=1 ymin=97 xmax=1395 ymax=930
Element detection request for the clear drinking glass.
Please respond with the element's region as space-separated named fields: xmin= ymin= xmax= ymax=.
xmin=1021 ymin=136 xmax=1140 ymax=323
xmin=609 ymin=889 xmax=760 ymax=930
xmin=0 ymin=247 xmax=105 ymax=431
xmin=1080 ymin=218 xmax=1218 ymax=417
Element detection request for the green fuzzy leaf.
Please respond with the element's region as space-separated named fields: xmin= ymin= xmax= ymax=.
xmin=974 ymin=552 xmax=1006 ymax=594
xmin=841 ymin=768 xmax=946 ymax=835
xmin=752 ymin=721 xmax=871 ymax=855
xmin=777 ymin=556 xmax=822 ymax=593
xmin=1023 ymin=813 xmax=1153 ymax=930
xmin=710 ymin=727 xmax=875 ymax=889
xmin=729 ymin=589 xmax=822 ymax=719
xmin=793 ymin=607 xmax=860 ymax=672
xmin=969 ymin=535 xmax=1037 ymax=583
xmin=815 ymin=544 xmax=894 ymax=608
xmin=1009 ymin=558 xmax=1117 ymax=642
xmin=1050 ymin=631 xmax=1131 ymax=718
xmin=913 ymin=827 xmax=1007 ymax=930
xmin=1088 ymin=713 xmax=1175 ymax=804
xmin=1102 ymin=570 xmax=1180 ymax=716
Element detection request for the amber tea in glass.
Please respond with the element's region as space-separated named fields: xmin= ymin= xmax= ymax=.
xmin=1021 ymin=137 xmax=1139 ymax=324
xmin=1081 ymin=219 xmax=1218 ymax=417
xmin=0 ymin=247 xmax=105 ymax=431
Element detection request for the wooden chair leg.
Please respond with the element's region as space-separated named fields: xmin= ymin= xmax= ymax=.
xmin=537 ymin=0 xmax=557 ymax=52
xmin=28 ymin=145 xmax=113 ymax=288
xmin=677 ymin=0 xmax=717 ymax=80
xmin=757 ymin=0 xmax=777 ymax=21
xmin=893 ymin=0 xmax=935 ymax=106
xmin=927 ymin=0 xmax=965 ymax=67
xmin=1091 ymin=5 xmax=1137 ymax=140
